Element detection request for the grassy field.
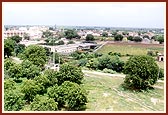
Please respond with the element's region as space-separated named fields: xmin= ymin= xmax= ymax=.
xmin=96 ymin=42 xmax=164 ymax=56
xmin=82 ymin=72 xmax=165 ymax=112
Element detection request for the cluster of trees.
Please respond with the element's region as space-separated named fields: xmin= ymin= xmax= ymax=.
xmin=127 ymin=36 xmax=142 ymax=42
xmin=4 ymin=58 xmax=88 ymax=111
xmin=4 ymin=36 xmax=25 ymax=58
xmin=151 ymin=35 xmax=164 ymax=44
xmin=71 ymin=51 xmax=124 ymax=73
xmin=64 ymin=29 xmax=81 ymax=40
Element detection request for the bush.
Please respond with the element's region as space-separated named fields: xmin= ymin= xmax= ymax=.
xmin=30 ymin=95 xmax=58 ymax=111
xmin=57 ymin=40 xmax=64 ymax=45
xmin=159 ymin=68 xmax=164 ymax=79
xmin=86 ymin=58 xmax=99 ymax=70
xmin=4 ymin=79 xmax=16 ymax=90
xmin=147 ymin=51 xmax=154 ymax=56
xmin=123 ymin=55 xmax=159 ymax=89
xmin=67 ymin=40 xmax=75 ymax=44
xmin=78 ymin=58 xmax=88 ymax=67
xmin=103 ymin=68 xmax=117 ymax=74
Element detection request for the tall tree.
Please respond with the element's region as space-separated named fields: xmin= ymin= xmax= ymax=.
xmin=4 ymin=39 xmax=15 ymax=58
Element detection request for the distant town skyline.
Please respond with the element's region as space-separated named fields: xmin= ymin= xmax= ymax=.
xmin=3 ymin=2 xmax=165 ymax=28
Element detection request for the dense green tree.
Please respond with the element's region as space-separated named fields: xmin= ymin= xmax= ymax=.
xmin=64 ymin=29 xmax=80 ymax=40
xmin=102 ymin=32 xmax=108 ymax=37
xmin=10 ymin=35 xmax=22 ymax=43
xmin=43 ymin=69 xmax=58 ymax=86
xmin=4 ymin=58 xmax=15 ymax=71
xmin=57 ymin=64 xmax=84 ymax=85
xmin=123 ymin=55 xmax=159 ymax=89
xmin=133 ymin=36 xmax=142 ymax=42
xmin=127 ymin=36 xmax=134 ymax=41
xmin=21 ymin=80 xmax=41 ymax=102
xmin=21 ymin=60 xmax=41 ymax=79
xmin=47 ymin=81 xmax=87 ymax=110
xmin=4 ymin=39 xmax=15 ymax=58
xmin=114 ymin=34 xmax=123 ymax=41
xmin=59 ymin=81 xmax=87 ymax=110
xmin=21 ymin=45 xmax=47 ymax=68
xmin=86 ymin=34 xmax=95 ymax=41
xmin=7 ymin=63 xmax=22 ymax=80
xmin=157 ymin=36 xmax=164 ymax=44
xmin=30 ymin=95 xmax=58 ymax=111
xmin=4 ymin=79 xmax=16 ymax=90
xmin=4 ymin=90 xmax=25 ymax=111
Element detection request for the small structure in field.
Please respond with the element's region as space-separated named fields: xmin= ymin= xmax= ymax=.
xmin=157 ymin=53 xmax=164 ymax=62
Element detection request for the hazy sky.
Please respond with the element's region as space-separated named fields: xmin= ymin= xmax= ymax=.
xmin=3 ymin=2 xmax=165 ymax=28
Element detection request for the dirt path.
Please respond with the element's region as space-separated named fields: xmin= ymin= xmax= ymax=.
xmin=82 ymin=70 xmax=126 ymax=78
xmin=82 ymin=70 xmax=164 ymax=84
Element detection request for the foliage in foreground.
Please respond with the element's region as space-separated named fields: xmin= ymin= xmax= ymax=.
xmin=123 ymin=55 xmax=159 ymax=90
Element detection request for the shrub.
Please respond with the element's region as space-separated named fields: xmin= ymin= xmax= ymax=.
xmin=123 ymin=55 xmax=159 ymax=89
xmin=86 ymin=58 xmax=99 ymax=70
xmin=30 ymin=95 xmax=58 ymax=111
xmin=78 ymin=58 xmax=88 ymax=67
xmin=103 ymin=68 xmax=117 ymax=74
xmin=159 ymin=68 xmax=164 ymax=79
xmin=57 ymin=40 xmax=64 ymax=45
xmin=147 ymin=51 xmax=154 ymax=56
xmin=67 ymin=40 xmax=75 ymax=44
xmin=4 ymin=79 xmax=16 ymax=90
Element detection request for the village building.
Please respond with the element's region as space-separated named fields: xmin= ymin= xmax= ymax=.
xmin=157 ymin=53 xmax=164 ymax=62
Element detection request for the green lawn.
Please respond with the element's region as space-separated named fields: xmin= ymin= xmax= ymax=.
xmin=96 ymin=43 xmax=164 ymax=56
xmin=82 ymin=72 xmax=165 ymax=111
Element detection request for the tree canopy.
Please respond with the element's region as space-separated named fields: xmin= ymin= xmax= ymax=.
xmin=64 ymin=29 xmax=80 ymax=39
xmin=86 ymin=34 xmax=95 ymax=41
xmin=123 ymin=55 xmax=159 ymax=89
xmin=4 ymin=39 xmax=15 ymax=58
xmin=21 ymin=45 xmax=47 ymax=68
xmin=114 ymin=34 xmax=123 ymax=41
